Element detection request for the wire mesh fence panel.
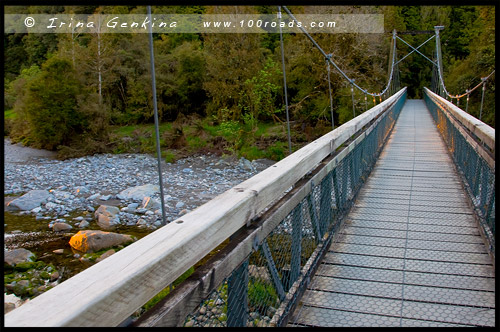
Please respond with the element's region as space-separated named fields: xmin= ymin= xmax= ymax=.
xmin=424 ymin=91 xmax=495 ymax=256
xmin=180 ymin=90 xmax=407 ymax=327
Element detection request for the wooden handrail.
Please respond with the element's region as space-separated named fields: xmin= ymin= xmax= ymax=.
xmin=424 ymin=87 xmax=495 ymax=170
xmin=5 ymin=88 xmax=407 ymax=327
xmin=424 ymin=88 xmax=495 ymax=153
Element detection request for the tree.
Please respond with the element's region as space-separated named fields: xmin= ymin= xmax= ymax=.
xmin=7 ymin=65 xmax=41 ymax=142
xmin=22 ymin=56 xmax=84 ymax=149
xmin=155 ymin=39 xmax=207 ymax=121
xmin=444 ymin=6 xmax=495 ymax=127
xmin=202 ymin=6 xmax=267 ymax=122
xmin=239 ymin=57 xmax=283 ymax=128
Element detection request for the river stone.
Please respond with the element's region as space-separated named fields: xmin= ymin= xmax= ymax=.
xmin=78 ymin=220 xmax=90 ymax=228
xmin=68 ymin=230 xmax=134 ymax=253
xmin=238 ymin=157 xmax=255 ymax=171
xmin=118 ymin=184 xmax=160 ymax=201
xmin=4 ymin=248 xmax=35 ymax=266
xmin=4 ymin=293 xmax=24 ymax=314
xmin=51 ymin=190 xmax=72 ymax=200
xmin=248 ymin=264 xmax=271 ymax=282
xmin=95 ymin=205 xmax=120 ymax=230
xmin=52 ymin=222 xmax=73 ymax=232
xmin=5 ymin=302 xmax=16 ymax=314
xmin=7 ymin=190 xmax=51 ymax=211
xmin=141 ymin=196 xmax=161 ymax=210
xmin=50 ymin=271 xmax=59 ymax=281
xmin=96 ymin=249 xmax=116 ymax=262
xmin=87 ymin=193 xmax=101 ymax=201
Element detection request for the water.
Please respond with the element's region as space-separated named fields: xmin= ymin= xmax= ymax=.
xmin=4 ymin=210 xmax=154 ymax=282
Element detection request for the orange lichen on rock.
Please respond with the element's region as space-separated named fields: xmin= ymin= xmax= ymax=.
xmin=69 ymin=230 xmax=134 ymax=253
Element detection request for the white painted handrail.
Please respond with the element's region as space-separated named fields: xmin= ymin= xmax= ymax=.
xmin=5 ymin=88 xmax=407 ymax=327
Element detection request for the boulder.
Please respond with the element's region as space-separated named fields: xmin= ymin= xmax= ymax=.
xmin=7 ymin=190 xmax=51 ymax=211
xmin=4 ymin=248 xmax=35 ymax=267
xmin=117 ymin=184 xmax=160 ymax=201
xmin=94 ymin=205 xmax=120 ymax=230
xmin=69 ymin=230 xmax=134 ymax=253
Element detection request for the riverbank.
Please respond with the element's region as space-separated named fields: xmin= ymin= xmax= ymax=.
xmin=4 ymin=138 xmax=274 ymax=313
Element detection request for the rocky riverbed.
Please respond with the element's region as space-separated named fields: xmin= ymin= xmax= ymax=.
xmin=4 ymin=138 xmax=275 ymax=313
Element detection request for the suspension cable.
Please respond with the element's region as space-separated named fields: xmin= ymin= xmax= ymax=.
xmin=326 ymin=54 xmax=335 ymax=129
xmin=479 ymin=80 xmax=487 ymax=121
xmin=351 ymin=84 xmax=355 ymax=117
xmin=147 ymin=5 xmax=167 ymax=226
xmin=282 ymin=6 xmax=399 ymax=98
xmin=456 ymin=70 xmax=495 ymax=99
xmin=396 ymin=35 xmax=437 ymax=67
xmin=278 ymin=6 xmax=293 ymax=154
xmin=434 ymin=27 xmax=495 ymax=101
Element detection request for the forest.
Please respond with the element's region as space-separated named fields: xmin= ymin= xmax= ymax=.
xmin=3 ymin=5 xmax=496 ymax=161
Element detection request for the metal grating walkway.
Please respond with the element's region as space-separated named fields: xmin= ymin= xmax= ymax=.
xmin=289 ymin=99 xmax=495 ymax=327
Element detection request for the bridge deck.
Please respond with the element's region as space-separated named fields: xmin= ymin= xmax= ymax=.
xmin=289 ymin=100 xmax=495 ymax=327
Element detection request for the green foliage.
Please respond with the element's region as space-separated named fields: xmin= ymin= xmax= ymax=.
xmin=239 ymin=145 xmax=265 ymax=161
xmin=444 ymin=6 xmax=478 ymax=60
xmin=3 ymin=4 xmax=495 ymax=155
xmin=443 ymin=6 xmax=495 ymax=127
xmin=239 ymin=57 xmax=284 ymax=127
xmin=13 ymin=261 xmax=44 ymax=272
xmin=164 ymin=150 xmax=178 ymax=163
xmin=4 ymin=109 xmax=16 ymax=119
xmin=264 ymin=141 xmax=288 ymax=161
xmin=4 ymin=34 xmax=29 ymax=81
xmin=248 ymin=280 xmax=279 ymax=315
xmin=217 ymin=120 xmax=241 ymax=140
xmin=156 ymin=40 xmax=207 ymax=121
xmin=202 ymin=7 xmax=267 ymax=121
xmin=186 ymin=136 xmax=208 ymax=151
xmin=5 ymin=65 xmax=41 ymax=111
xmin=140 ymin=267 xmax=195 ymax=313
xmin=21 ymin=34 xmax=59 ymax=68
xmin=20 ymin=56 xmax=84 ymax=149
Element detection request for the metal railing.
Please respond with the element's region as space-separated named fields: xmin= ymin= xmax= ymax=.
xmin=424 ymin=87 xmax=495 ymax=259
xmin=135 ymin=87 xmax=407 ymax=327
xmin=5 ymin=88 xmax=407 ymax=327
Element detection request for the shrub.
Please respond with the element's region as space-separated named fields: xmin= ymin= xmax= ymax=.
xmin=20 ymin=56 xmax=84 ymax=150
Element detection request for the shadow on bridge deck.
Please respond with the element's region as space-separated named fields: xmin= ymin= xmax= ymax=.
xmin=289 ymin=99 xmax=495 ymax=327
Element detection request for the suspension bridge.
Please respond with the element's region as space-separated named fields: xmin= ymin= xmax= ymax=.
xmin=5 ymin=6 xmax=495 ymax=328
